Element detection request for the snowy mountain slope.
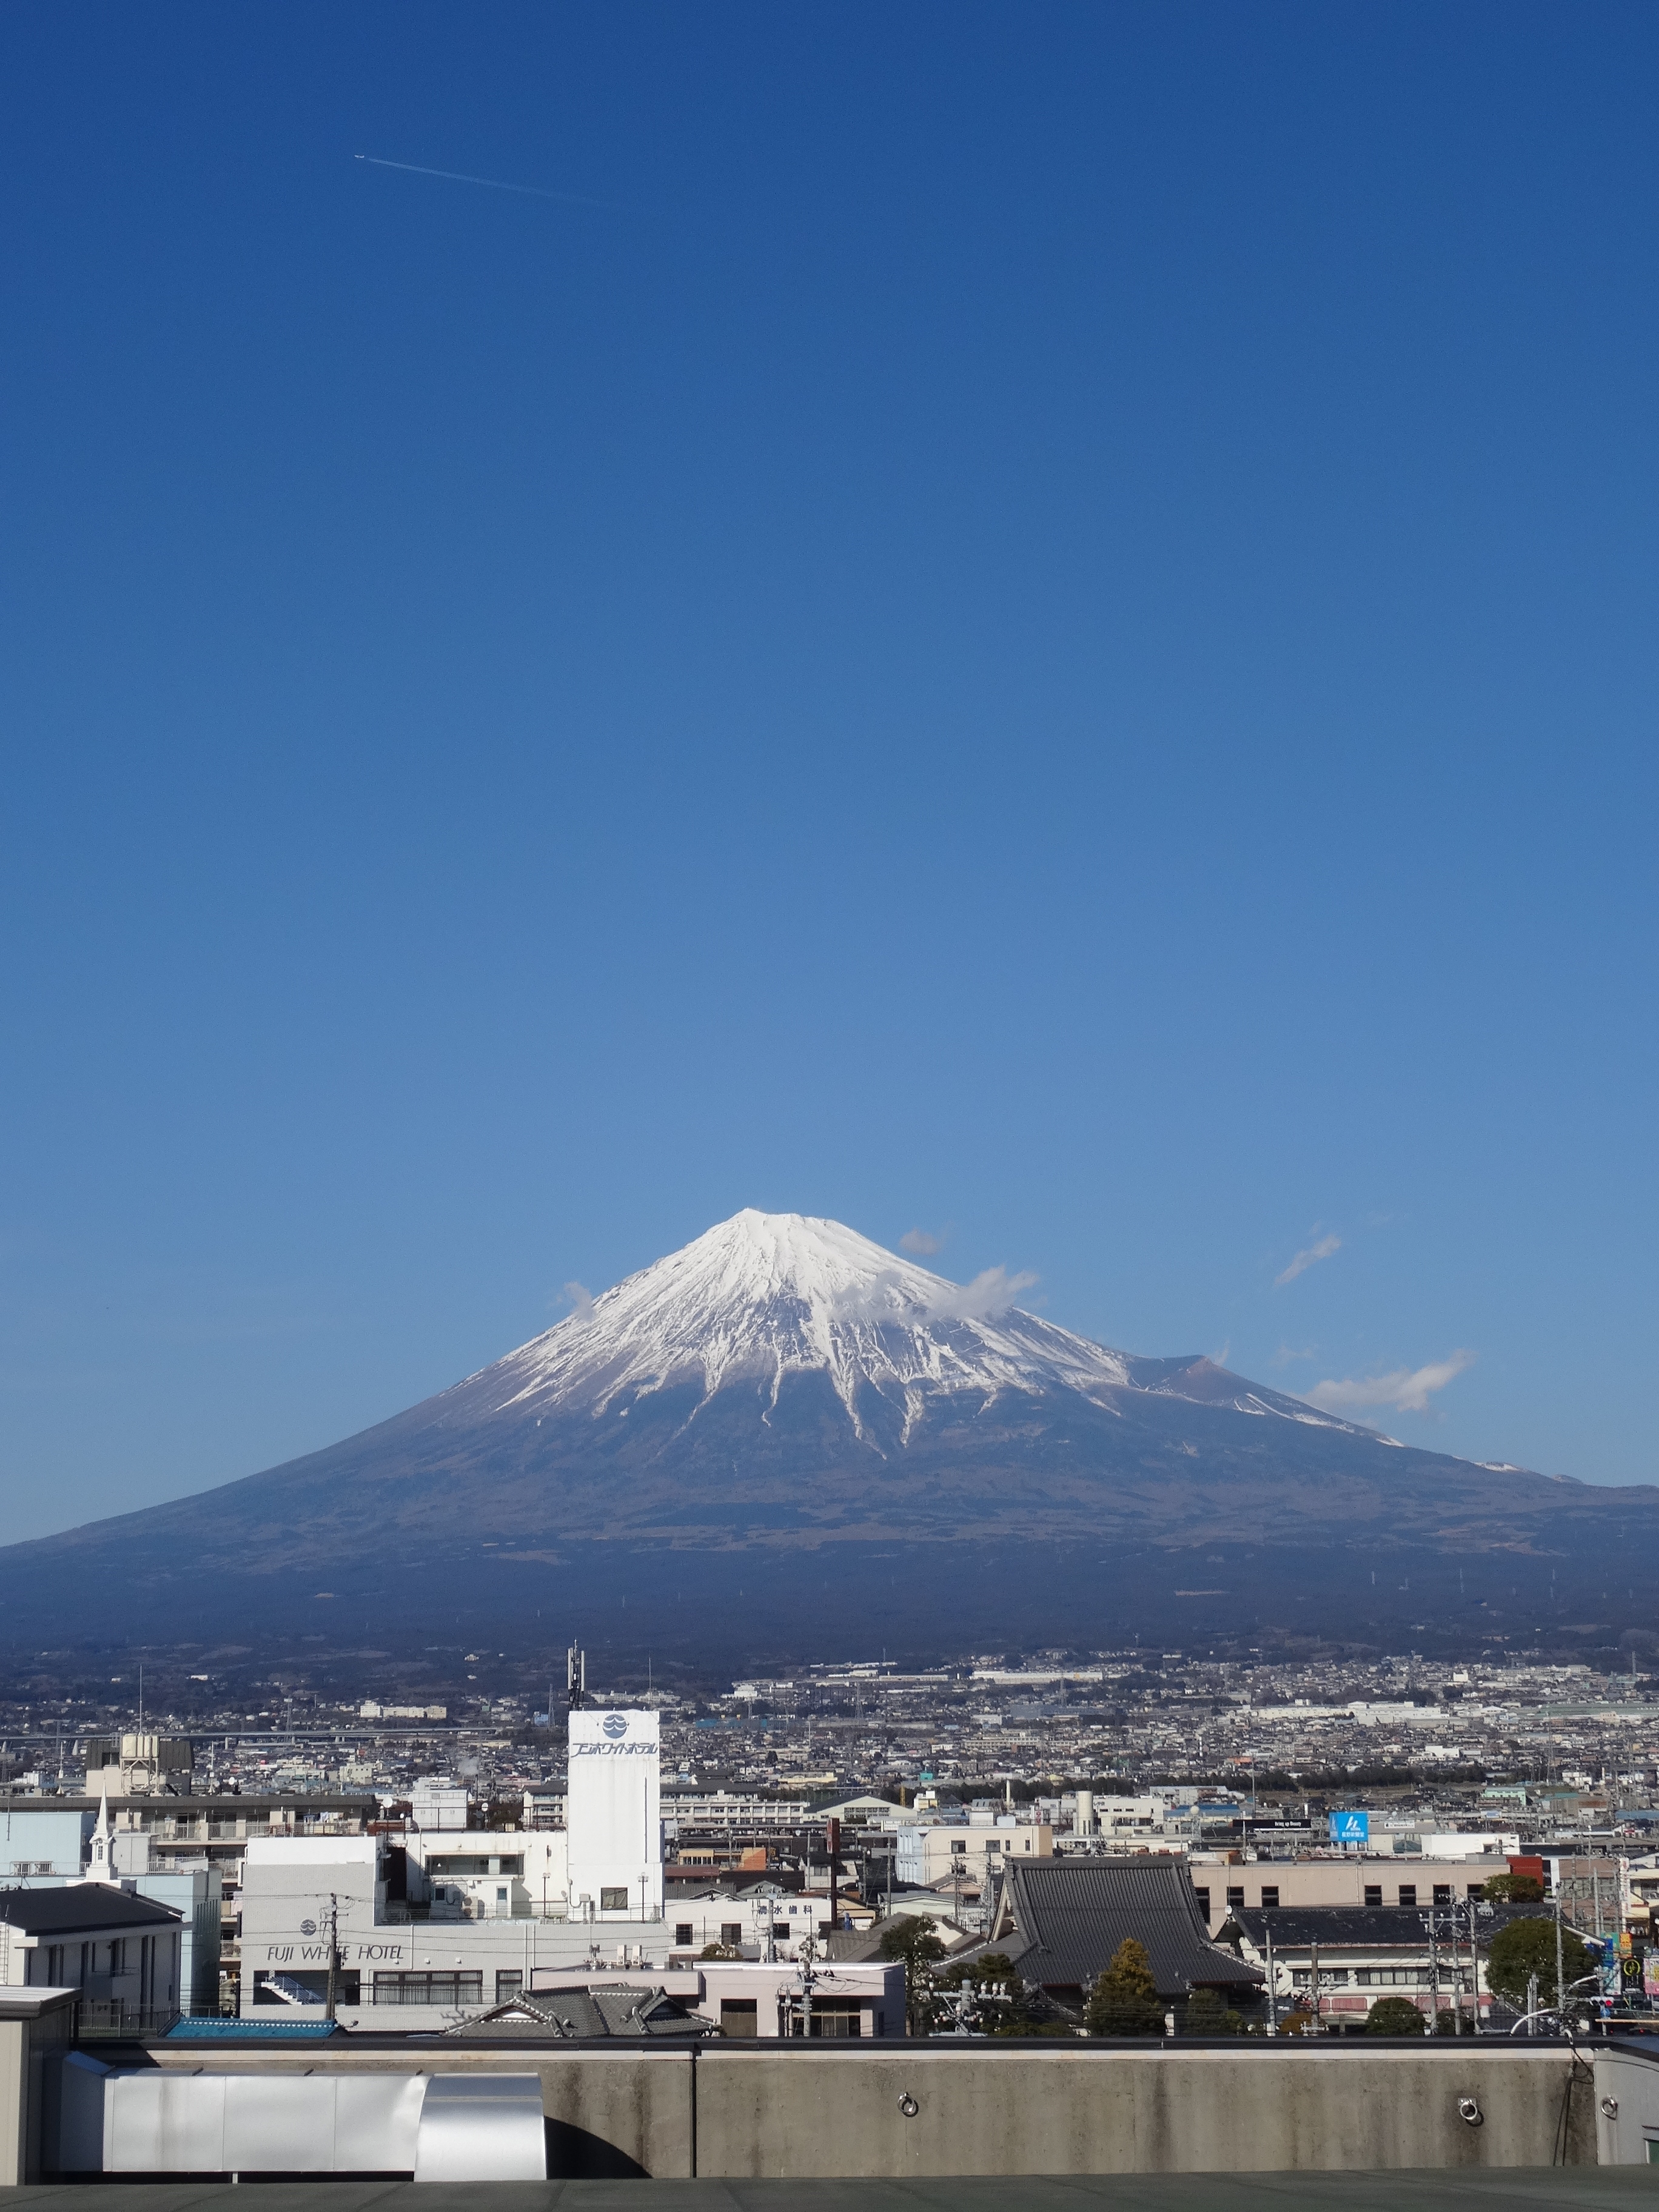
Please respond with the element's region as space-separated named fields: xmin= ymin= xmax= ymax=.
xmin=5 ymin=1208 xmax=1658 ymax=1664
xmin=454 ymin=1210 xmax=1366 ymax=1447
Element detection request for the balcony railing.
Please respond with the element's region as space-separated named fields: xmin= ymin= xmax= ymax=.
xmin=76 ymin=2001 xmax=182 ymax=2040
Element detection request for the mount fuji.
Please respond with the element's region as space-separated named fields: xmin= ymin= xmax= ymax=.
xmin=2 ymin=1209 xmax=1656 ymax=1667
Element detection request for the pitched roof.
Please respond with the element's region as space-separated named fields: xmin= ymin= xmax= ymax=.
xmin=1226 ymin=1903 xmax=1541 ymax=1950
xmin=440 ymin=1985 xmax=716 ymax=2040
xmin=0 ymin=1885 xmax=182 ymax=1935
xmin=996 ymin=1860 xmax=1261 ymax=1997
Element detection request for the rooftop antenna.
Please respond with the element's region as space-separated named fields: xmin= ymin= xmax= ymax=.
xmin=566 ymin=1643 xmax=586 ymax=1712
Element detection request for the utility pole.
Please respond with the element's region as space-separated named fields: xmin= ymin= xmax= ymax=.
xmin=1555 ymin=1883 xmax=1566 ymax=2023
xmin=325 ymin=1894 xmax=340 ymax=2023
xmin=1467 ymin=1899 xmax=1483 ymax=2034
xmin=1453 ymin=1905 xmax=1467 ymax=2035
xmin=1264 ymin=1922 xmax=1278 ymax=2035
xmin=1310 ymin=1939 xmax=1321 ymax=2035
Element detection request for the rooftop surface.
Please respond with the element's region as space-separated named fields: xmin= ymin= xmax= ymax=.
xmin=4 ymin=2172 xmax=1655 ymax=2210
xmin=0 ymin=1886 xmax=181 ymax=1933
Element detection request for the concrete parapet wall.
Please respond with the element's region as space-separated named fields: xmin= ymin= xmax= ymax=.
xmin=127 ymin=2037 xmax=1601 ymax=2178
xmin=693 ymin=2045 xmax=1597 ymax=2176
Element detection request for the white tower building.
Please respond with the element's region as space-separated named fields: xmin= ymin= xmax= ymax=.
xmin=566 ymin=1708 xmax=663 ymax=1921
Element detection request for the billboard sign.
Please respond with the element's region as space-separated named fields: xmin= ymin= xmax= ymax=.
xmin=567 ymin=1708 xmax=663 ymax=1919
xmin=1329 ymin=1810 xmax=1370 ymax=1845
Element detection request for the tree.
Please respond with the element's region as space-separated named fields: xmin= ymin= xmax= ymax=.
xmin=1485 ymin=1916 xmax=1591 ymax=2014
xmin=878 ymin=1914 xmax=949 ymax=2035
xmin=1184 ymin=1985 xmax=1245 ymax=2036
xmin=937 ymin=1950 xmax=1045 ymax=2036
xmin=1366 ymin=1996 xmax=1427 ymax=2036
xmin=1481 ymin=1872 xmax=1546 ymax=1903
xmin=1084 ymin=1937 xmax=1165 ymax=2037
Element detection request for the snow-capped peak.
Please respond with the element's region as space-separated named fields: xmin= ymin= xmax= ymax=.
xmin=469 ymin=1209 xmax=1134 ymax=1434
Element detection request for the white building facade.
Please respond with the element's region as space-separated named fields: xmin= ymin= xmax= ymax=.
xmin=239 ymin=1704 xmax=675 ymax=2026
xmin=566 ymin=1709 xmax=663 ymax=1922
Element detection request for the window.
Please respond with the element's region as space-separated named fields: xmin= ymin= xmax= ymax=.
xmin=495 ymin=1971 xmax=523 ymax=2002
xmin=1433 ymin=1885 xmax=1452 ymax=1906
xmin=720 ymin=1923 xmax=743 ymax=1946
xmin=985 ymin=1840 xmax=1001 ymax=1854
xmin=1226 ymin=1886 xmax=1245 ymax=1909
xmin=675 ymin=1924 xmax=694 ymax=1946
xmin=1397 ymin=1886 xmax=1417 ymax=1908
xmin=599 ymin=1887 xmax=629 ymax=1912
xmin=950 ymin=1838 xmax=967 ymax=1854
xmin=791 ymin=2002 xmax=863 ymax=2037
xmin=1364 ymin=1886 xmax=1382 ymax=1907
xmin=1259 ymin=1887 xmax=1279 ymax=1910
xmin=372 ymin=1971 xmax=483 ymax=2008
xmin=1466 ymin=1884 xmax=1485 ymax=1900
xmin=495 ymin=1886 xmax=508 ymax=1902
xmin=1192 ymin=1888 xmax=1211 ymax=1920
xmin=720 ymin=2000 xmax=758 ymax=2037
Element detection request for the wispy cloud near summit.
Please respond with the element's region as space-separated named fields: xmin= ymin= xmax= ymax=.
xmin=1276 ymin=1232 xmax=1341 ymax=1286
xmin=1305 ymin=1349 xmax=1475 ymax=1416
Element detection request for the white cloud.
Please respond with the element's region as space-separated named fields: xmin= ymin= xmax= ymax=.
xmin=923 ymin=1265 xmax=1038 ymax=1322
xmin=1275 ymin=1233 xmax=1341 ymax=1286
xmin=899 ymin=1227 xmax=943 ymax=1256
xmin=558 ymin=1281 xmax=595 ymax=1324
xmin=1304 ymin=1349 xmax=1475 ymax=1417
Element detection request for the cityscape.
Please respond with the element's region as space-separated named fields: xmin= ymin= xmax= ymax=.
xmin=4 ymin=0 xmax=1655 ymax=2196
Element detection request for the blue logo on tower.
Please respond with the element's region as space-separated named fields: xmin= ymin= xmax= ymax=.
xmin=602 ymin=1713 xmax=628 ymax=1740
xmin=1329 ymin=1810 xmax=1369 ymax=1845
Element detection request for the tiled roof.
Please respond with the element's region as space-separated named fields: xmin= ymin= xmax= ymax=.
xmin=1227 ymin=1903 xmax=1542 ymax=1949
xmin=998 ymin=1860 xmax=1261 ymax=1997
xmin=441 ymin=1985 xmax=716 ymax=2039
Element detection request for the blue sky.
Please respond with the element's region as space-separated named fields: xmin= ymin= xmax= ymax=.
xmin=4 ymin=2 xmax=1655 ymax=1540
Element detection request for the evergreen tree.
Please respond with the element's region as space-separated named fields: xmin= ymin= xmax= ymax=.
xmin=938 ymin=1949 xmax=1044 ymax=2035
xmin=878 ymin=1914 xmax=949 ymax=2035
xmin=1480 ymin=1872 xmax=1546 ymax=1903
xmin=1084 ymin=1937 xmax=1165 ymax=2036
xmin=1486 ymin=1916 xmax=1590 ymax=2013
xmin=1184 ymin=1984 xmax=1244 ymax=2036
xmin=1366 ymin=1996 xmax=1427 ymax=2035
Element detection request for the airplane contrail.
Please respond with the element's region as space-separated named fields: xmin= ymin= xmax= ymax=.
xmin=354 ymin=153 xmax=622 ymax=210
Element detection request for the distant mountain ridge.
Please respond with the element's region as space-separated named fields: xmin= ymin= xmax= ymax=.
xmin=2 ymin=1209 xmax=1655 ymax=1667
